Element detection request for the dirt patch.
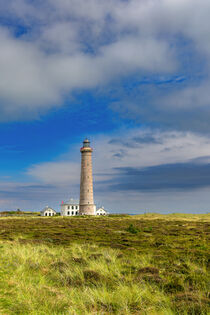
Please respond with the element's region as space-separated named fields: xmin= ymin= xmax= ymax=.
xmin=84 ymin=270 xmax=104 ymax=283
xmin=163 ymin=279 xmax=184 ymax=293
xmin=88 ymin=253 xmax=103 ymax=260
xmin=137 ymin=267 xmax=159 ymax=274
xmin=72 ymin=257 xmax=87 ymax=265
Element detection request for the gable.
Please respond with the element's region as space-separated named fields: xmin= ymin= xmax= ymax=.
xmin=41 ymin=207 xmax=56 ymax=214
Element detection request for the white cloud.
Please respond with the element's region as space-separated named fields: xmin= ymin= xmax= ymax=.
xmin=0 ymin=29 xmax=61 ymax=120
xmin=0 ymin=180 xmax=71 ymax=211
xmin=161 ymin=82 xmax=210 ymax=110
xmin=0 ymin=0 xmax=210 ymax=121
xmin=27 ymin=161 xmax=80 ymax=185
xmin=26 ymin=128 xmax=210 ymax=185
xmin=0 ymin=25 xmax=175 ymax=121
xmin=113 ymin=0 xmax=210 ymax=56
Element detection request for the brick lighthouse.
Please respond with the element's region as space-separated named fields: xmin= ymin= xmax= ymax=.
xmin=79 ymin=139 xmax=96 ymax=215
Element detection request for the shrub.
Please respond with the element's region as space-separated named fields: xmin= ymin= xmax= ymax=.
xmin=126 ymin=224 xmax=140 ymax=234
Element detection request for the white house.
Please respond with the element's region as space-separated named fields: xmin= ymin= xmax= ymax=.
xmin=96 ymin=207 xmax=109 ymax=215
xmin=41 ymin=206 xmax=57 ymax=217
xmin=61 ymin=199 xmax=80 ymax=216
xmin=60 ymin=199 xmax=108 ymax=216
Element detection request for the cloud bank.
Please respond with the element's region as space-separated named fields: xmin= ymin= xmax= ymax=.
xmin=0 ymin=0 xmax=209 ymax=129
xmin=21 ymin=128 xmax=210 ymax=211
xmin=1 ymin=127 xmax=210 ymax=212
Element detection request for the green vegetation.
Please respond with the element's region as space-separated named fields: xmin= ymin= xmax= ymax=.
xmin=126 ymin=223 xmax=140 ymax=234
xmin=0 ymin=214 xmax=209 ymax=314
xmin=0 ymin=210 xmax=40 ymax=217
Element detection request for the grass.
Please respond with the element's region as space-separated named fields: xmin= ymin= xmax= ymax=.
xmin=0 ymin=214 xmax=209 ymax=314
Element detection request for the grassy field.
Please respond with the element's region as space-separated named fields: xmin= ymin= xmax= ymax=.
xmin=0 ymin=214 xmax=209 ymax=314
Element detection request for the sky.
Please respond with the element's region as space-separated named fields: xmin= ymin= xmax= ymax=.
xmin=0 ymin=0 xmax=210 ymax=213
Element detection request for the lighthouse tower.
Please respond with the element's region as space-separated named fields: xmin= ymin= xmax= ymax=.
xmin=79 ymin=139 xmax=96 ymax=215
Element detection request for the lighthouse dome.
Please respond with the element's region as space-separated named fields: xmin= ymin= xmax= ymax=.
xmin=83 ymin=138 xmax=90 ymax=147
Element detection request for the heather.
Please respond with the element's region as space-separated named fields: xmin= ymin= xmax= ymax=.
xmin=0 ymin=214 xmax=209 ymax=314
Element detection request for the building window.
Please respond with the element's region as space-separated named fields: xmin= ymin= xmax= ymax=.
xmin=68 ymin=206 xmax=70 ymax=210
xmin=45 ymin=213 xmax=47 ymax=216
xmin=72 ymin=206 xmax=74 ymax=210
xmin=76 ymin=206 xmax=78 ymax=209
xmin=67 ymin=211 xmax=70 ymax=215
xmin=71 ymin=211 xmax=74 ymax=215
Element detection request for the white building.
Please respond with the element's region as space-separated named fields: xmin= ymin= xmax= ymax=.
xmin=61 ymin=199 xmax=80 ymax=216
xmin=60 ymin=199 xmax=108 ymax=216
xmin=41 ymin=206 xmax=57 ymax=217
xmin=96 ymin=207 xmax=109 ymax=216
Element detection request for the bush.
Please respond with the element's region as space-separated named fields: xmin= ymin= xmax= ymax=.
xmin=126 ymin=224 xmax=140 ymax=234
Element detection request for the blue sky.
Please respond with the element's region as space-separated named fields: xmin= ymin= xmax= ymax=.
xmin=0 ymin=0 xmax=210 ymax=213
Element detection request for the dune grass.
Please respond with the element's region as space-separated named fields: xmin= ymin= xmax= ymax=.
xmin=0 ymin=214 xmax=209 ymax=314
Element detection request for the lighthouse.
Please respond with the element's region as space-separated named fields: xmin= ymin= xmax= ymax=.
xmin=79 ymin=139 xmax=96 ymax=215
